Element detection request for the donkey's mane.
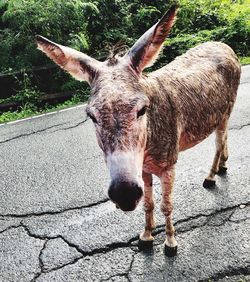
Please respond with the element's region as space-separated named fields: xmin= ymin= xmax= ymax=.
xmin=106 ymin=42 xmax=128 ymax=66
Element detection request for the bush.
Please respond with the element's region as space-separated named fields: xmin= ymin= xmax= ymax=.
xmin=0 ymin=0 xmax=99 ymax=72
xmin=1 ymin=0 xmax=249 ymax=73
xmin=0 ymin=0 xmax=249 ymax=114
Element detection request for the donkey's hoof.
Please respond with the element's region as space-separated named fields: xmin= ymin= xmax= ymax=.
xmin=203 ymin=179 xmax=216 ymax=189
xmin=138 ymin=239 xmax=153 ymax=250
xmin=164 ymin=245 xmax=177 ymax=257
xmin=217 ymin=166 xmax=227 ymax=176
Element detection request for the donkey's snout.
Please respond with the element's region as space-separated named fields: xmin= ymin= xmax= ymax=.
xmin=108 ymin=181 xmax=143 ymax=211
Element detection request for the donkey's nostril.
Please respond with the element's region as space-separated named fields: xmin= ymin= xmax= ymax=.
xmin=108 ymin=181 xmax=143 ymax=211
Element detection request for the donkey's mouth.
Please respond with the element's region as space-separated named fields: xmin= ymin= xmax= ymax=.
xmin=114 ymin=198 xmax=142 ymax=212
xmin=108 ymin=180 xmax=143 ymax=211
xmin=116 ymin=203 xmax=136 ymax=212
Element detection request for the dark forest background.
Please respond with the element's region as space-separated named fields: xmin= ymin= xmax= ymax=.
xmin=0 ymin=0 xmax=249 ymax=122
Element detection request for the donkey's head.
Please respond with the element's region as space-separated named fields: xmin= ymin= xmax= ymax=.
xmin=36 ymin=6 xmax=177 ymax=211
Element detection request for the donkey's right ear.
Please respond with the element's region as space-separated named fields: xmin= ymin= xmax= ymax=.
xmin=124 ymin=5 xmax=178 ymax=74
xmin=35 ymin=35 xmax=101 ymax=84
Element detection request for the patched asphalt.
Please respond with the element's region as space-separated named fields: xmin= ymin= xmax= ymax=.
xmin=0 ymin=65 xmax=249 ymax=281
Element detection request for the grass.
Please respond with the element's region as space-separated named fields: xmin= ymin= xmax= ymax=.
xmin=240 ymin=56 xmax=250 ymax=65
xmin=0 ymin=98 xmax=85 ymax=124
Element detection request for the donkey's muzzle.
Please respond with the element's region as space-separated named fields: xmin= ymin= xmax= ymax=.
xmin=108 ymin=181 xmax=143 ymax=211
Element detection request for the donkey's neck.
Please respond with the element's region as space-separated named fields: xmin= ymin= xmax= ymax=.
xmin=140 ymin=75 xmax=179 ymax=168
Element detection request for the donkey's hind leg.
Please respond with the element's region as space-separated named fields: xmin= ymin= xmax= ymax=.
xmin=217 ymin=133 xmax=228 ymax=175
xmin=203 ymin=119 xmax=228 ymax=188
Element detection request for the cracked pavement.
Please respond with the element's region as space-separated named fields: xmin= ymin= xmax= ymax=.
xmin=0 ymin=65 xmax=250 ymax=281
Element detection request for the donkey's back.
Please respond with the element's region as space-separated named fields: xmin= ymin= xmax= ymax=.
xmin=148 ymin=41 xmax=241 ymax=152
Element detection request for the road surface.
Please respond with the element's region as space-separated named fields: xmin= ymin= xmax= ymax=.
xmin=0 ymin=66 xmax=249 ymax=281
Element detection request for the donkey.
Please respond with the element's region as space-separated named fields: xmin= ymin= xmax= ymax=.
xmin=36 ymin=5 xmax=241 ymax=256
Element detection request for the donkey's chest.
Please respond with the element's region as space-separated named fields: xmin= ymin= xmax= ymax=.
xmin=178 ymin=109 xmax=226 ymax=151
xmin=143 ymin=150 xmax=178 ymax=177
xmin=143 ymin=160 xmax=165 ymax=177
xmin=178 ymin=129 xmax=213 ymax=151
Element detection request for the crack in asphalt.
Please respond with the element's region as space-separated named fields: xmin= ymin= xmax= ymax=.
xmin=39 ymin=240 xmax=48 ymax=270
xmin=48 ymin=118 xmax=89 ymax=134
xmin=0 ymin=223 xmax=22 ymax=234
xmin=176 ymin=202 xmax=249 ymax=226
xmin=32 ymin=244 xmax=84 ymax=282
xmin=1 ymin=203 xmax=249 ymax=280
xmin=35 ymin=255 xmax=84 ymax=281
xmin=101 ymin=271 xmax=129 ymax=282
xmin=1 ymin=202 xmax=248 ymax=242
xmin=26 ymin=203 xmax=250 ymax=257
xmin=20 ymin=223 xmax=85 ymax=281
xmin=31 ymin=240 xmax=48 ymax=282
xmin=20 ymin=222 xmax=137 ymax=281
xmin=25 ymin=232 xmax=85 ymax=281
xmin=0 ymin=198 xmax=109 ymax=218
xmin=0 ymin=122 xmax=68 ymax=144
xmin=198 ymin=265 xmax=250 ymax=281
xmin=127 ymin=253 xmax=135 ymax=282
xmin=20 ymin=222 xmax=135 ymax=258
xmin=149 ymin=202 xmax=250 ymax=239
xmin=230 ymin=122 xmax=250 ymax=131
xmin=0 ymin=225 xmax=47 ymax=282
xmin=0 ymin=118 xmax=88 ymax=144
xmin=207 ymin=210 xmax=235 ymax=226
xmin=101 ymin=274 xmax=129 ymax=282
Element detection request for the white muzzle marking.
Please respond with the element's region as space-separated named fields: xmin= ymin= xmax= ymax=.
xmin=106 ymin=150 xmax=144 ymax=187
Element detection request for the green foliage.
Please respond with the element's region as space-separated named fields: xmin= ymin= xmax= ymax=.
xmin=0 ymin=0 xmax=98 ymax=72
xmin=1 ymin=0 xmax=249 ymax=73
xmin=0 ymin=0 xmax=249 ymax=122
xmin=13 ymin=72 xmax=42 ymax=106
xmin=0 ymin=71 xmax=43 ymax=108
xmin=158 ymin=0 xmax=250 ymax=65
xmin=240 ymin=56 xmax=250 ymax=65
xmin=0 ymin=106 xmax=37 ymax=123
xmin=0 ymin=94 xmax=85 ymax=124
xmin=163 ymin=29 xmax=216 ymax=64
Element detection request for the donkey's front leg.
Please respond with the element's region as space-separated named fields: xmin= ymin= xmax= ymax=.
xmin=160 ymin=166 xmax=177 ymax=257
xmin=139 ymin=172 xmax=155 ymax=250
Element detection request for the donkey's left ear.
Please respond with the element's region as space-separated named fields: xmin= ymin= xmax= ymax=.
xmin=124 ymin=5 xmax=178 ymax=74
xmin=36 ymin=35 xmax=101 ymax=84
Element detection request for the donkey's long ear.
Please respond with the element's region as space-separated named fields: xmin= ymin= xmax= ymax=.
xmin=124 ymin=5 xmax=178 ymax=74
xmin=36 ymin=35 xmax=100 ymax=84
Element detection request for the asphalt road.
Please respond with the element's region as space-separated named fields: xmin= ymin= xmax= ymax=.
xmin=0 ymin=66 xmax=249 ymax=282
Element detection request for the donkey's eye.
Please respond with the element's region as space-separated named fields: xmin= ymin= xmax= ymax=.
xmin=87 ymin=113 xmax=98 ymax=124
xmin=137 ymin=106 xmax=147 ymax=118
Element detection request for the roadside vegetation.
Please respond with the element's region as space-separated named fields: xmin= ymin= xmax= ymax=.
xmin=0 ymin=0 xmax=249 ymax=123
